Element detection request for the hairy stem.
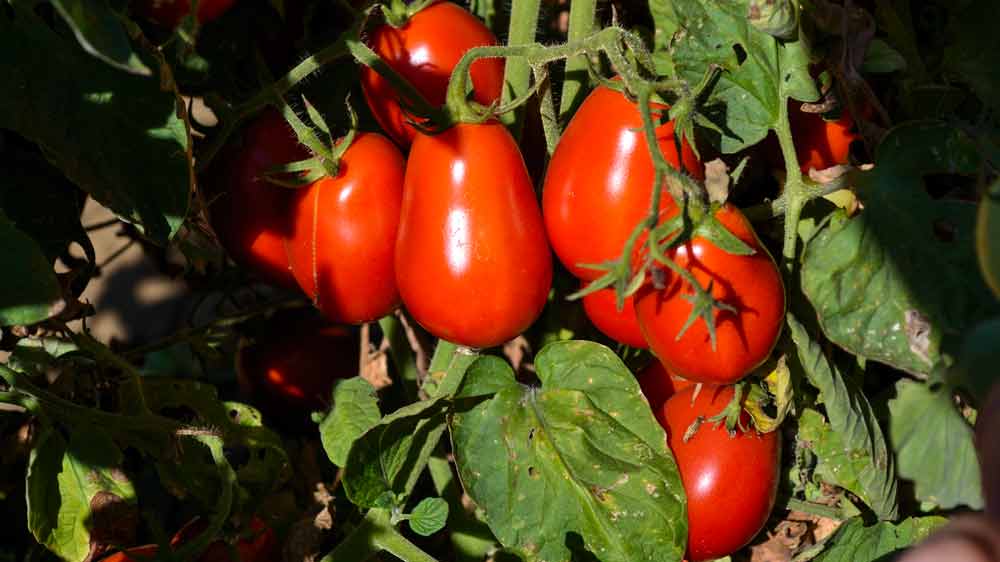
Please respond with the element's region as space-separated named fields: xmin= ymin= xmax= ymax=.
xmin=499 ymin=0 xmax=541 ymax=139
xmin=558 ymin=0 xmax=597 ymax=121
xmin=775 ymin=97 xmax=807 ymax=268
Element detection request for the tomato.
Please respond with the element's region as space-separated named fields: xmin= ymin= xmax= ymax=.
xmin=285 ymin=132 xmax=404 ymax=324
xmin=580 ymin=283 xmax=647 ymax=349
xmin=134 ymin=0 xmax=236 ymax=28
xmin=658 ymin=385 xmax=780 ymax=561
xmin=637 ymin=361 xmax=694 ymax=412
xmin=396 ymin=122 xmax=552 ymax=348
xmin=202 ymin=109 xmax=305 ymax=289
xmin=100 ymin=517 xmax=275 ymax=562
xmin=100 ymin=545 xmax=158 ymax=562
xmin=542 ymin=84 xmax=703 ymax=280
xmin=360 ymin=1 xmax=504 ymax=147
xmin=789 ymin=100 xmax=861 ymax=172
xmin=237 ymin=307 xmax=359 ymax=424
xmin=634 ymin=203 xmax=784 ymax=384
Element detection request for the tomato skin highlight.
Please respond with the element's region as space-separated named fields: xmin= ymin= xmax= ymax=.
xmin=542 ymin=84 xmax=703 ymax=280
xmin=135 ymin=0 xmax=235 ymax=28
xmin=658 ymin=385 xmax=780 ymax=561
xmin=360 ymin=1 xmax=504 ymax=147
xmin=637 ymin=361 xmax=694 ymax=412
xmin=286 ymin=133 xmax=404 ymax=324
xmin=396 ymin=122 xmax=552 ymax=348
xmin=202 ymin=109 xmax=304 ymax=289
xmin=634 ymin=204 xmax=785 ymax=384
xmin=580 ymin=283 xmax=647 ymax=349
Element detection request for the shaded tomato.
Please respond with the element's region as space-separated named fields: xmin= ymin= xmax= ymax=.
xmin=637 ymin=360 xmax=694 ymax=412
xmin=286 ymin=132 xmax=404 ymax=324
xmin=202 ymin=109 xmax=305 ymax=289
xmin=542 ymin=84 xmax=703 ymax=280
xmin=634 ymin=203 xmax=784 ymax=384
xmin=396 ymin=122 xmax=552 ymax=348
xmin=237 ymin=307 xmax=359 ymax=426
xmin=790 ymin=101 xmax=862 ymax=172
xmin=134 ymin=0 xmax=236 ymax=28
xmin=580 ymin=283 xmax=647 ymax=349
xmin=360 ymin=1 xmax=504 ymax=147
xmin=100 ymin=545 xmax=159 ymax=562
xmin=100 ymin=517 xmax=276 ymax=562
xmin=658 ymin=385 xmax=780 ymax=561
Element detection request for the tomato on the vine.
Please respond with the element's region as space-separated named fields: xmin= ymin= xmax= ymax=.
xmin=202 ymin=109 xmax=305 ymax=289
xmin=237 ymin=308 xmax=359 ymax=426
xmin=134 ymin=0 xmax=236 ymax=28
xmin=789 ymin=100 xmax=862 ymax=172
xmin=395 ymin=122 xmax=552 ymax=348
xmin=542 ymin=84 xmax=702 ymax=280
xmin=360 ymin=1 xmax=504 ymax=147
xmin=285 ymin=132 xmax=404 ymax=324
xmin=637 ymin=360 xmax=694 ymax=412
xmin=634 ymin=203 xmax=785 ymax=384
xmin=100 ymin=517 xmax=276 ymax=562
xmin=658 ymin=385 xmax=780 ymax=561
xmin=581 ymin=283 xmax=647 ymax=349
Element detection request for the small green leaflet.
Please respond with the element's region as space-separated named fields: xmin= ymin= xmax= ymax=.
xmin=810 ymin=516 xmax=946 ymax=562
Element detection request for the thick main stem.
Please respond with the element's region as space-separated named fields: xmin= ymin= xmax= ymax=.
xmin=775 ymin=97 xmax=807 ymax=268
xmin=499 ymin=0 xmax=541 ymax=139
xmin=558 ymin=0 xmax=597 ymax=121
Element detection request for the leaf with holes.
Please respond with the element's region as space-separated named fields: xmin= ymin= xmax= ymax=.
xmin=450 ymin=341 xmax=686 ymax=562
xmin=801 ymin=121 xmax=998 ymax=376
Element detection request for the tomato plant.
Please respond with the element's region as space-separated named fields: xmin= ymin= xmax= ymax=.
xmin=395 ymin=122 xmax=551 ymax=348
xmin=285 ymin=132 xmax=404 ymax=324
xmin=658 ymin=385 xmax=780 ymax=561
xmin=634 ymin=204 xmax=785 ymax=384
xmin=542 ymin=84 xmax=703 ymax=280
xmin=360 ymin=1 xmax=504 ymax=147
xmin=581 ymin=283 xmax=647 ymax=349
xmin=133 ymin=0 xmax=236 ymax=28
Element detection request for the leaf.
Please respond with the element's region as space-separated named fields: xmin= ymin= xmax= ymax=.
xmin=408 ymin=497 xmax=449 ymax=537
xmin=0 ymin=213 xmax=62 ymax=327
xmin=801 ymin=122 xmax=997 ymax=376
xmin=343 ymin=396 xmax=451 ymax=508
xmin=948 ymin=317 xmax=1000 ymax=402
xmin=664 ymin=0 xmax=819 ymax=152
xmin=0 ymin=8 xmax=190 ymax=244
xmin=451 ymin=342 xmax=687 ymax=562
xmin=888 ymin=379 xmax=983 ymax=510
xmin=943 ymin=0 xmax=1000 ymax=117
xmin=860 ymin=38 xmax=907 ymax=74
xmin=319 ymin=377 xmax=382 ymax=467
xmin=27 ymin=427 xmax=138 ymax=562
xmin=977 ymin=178 xmax=1000 ymax=299
xmin=810 ymin=516 xmax=946 ymax=562
xmin=787 ymin=314 xmax=898 ymax=520
xmin=50 ymin=0 xmax=152 ymax=75
xmin=797 ymin=408 xmax=884 ymax=511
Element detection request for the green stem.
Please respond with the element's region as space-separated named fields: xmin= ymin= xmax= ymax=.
xmin=169 ymin=436 xmax=236 ymax=561
xmin=425 ymin=340 xmax=479 ymax=398
xmin=785 ymin=497 xmax=845 ymax=521
xmin=743 ymin=173 xmax=852 ymax=222
xmin=558 ymin=0 xmax=597 ymax=121
xmin=775 ymin=97 xmax=807 ymax=268
xmin=345 ymin=32 xmax=440 ymax=123
xmin=499 ymin=0 xmax=540 ymax=139
xmin=428 ymin=455 xmax=496 ymax=562
xmin=378 ymin=314 xmax=420 ymax=400
xmin=534 ymin=65 xmax=560 ymax=154
xmin=321 ymin=509 xmax=440 ymax=562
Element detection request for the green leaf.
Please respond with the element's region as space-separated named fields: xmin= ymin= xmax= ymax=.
xmin=664 ymin=0 xmax=818 ymax=152
xmin=451 ymin=342 xmax=687 ymax=562
xmin=27 ymin=426 xmax=138 ymax=562
xmin=948 ymin=317 xmax=1000 ymax=402
xmin=408 ymin=497 xmax=449 ymax=537
xmin=50 ymin=0 xmax=152 ymax=75
xmin=797 ymin=408 xmax=883 ymax=512
xmin=343 ymin=396 xmax=450 ymax=508
xmin=319 ymin=377 xmax=382 ymax=467
xmin=888 ymin=380 xmax=983 ymax=510
xmin=0 ymin=8 xmax=189 ymax=244
xmin=787 ymin=314 xmax=898 ymax=520
xmin=860 ymin=38 xmax=907 ymax=74
xmin=801 ymin=122 xmax=997 ymax=376
xmin=0 ymin=213 xmax=62 ymax=327
xmin=977 ymin=177 xmax=1000 ymax=298
xmin=943 ymin=0 xmax=1000 ymax=117
xmin=811 ymin=516 xmax=946 ymax=562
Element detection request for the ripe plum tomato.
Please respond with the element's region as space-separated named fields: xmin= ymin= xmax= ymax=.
xmin=634 ymin=204 xmax=784 ymax=384
xmin=134 ymin=0 xmax=235 ymax=28
xmin=658 ymin=385 xmax=780 ymax=561
xmin=790 ymin=100 xmax=862 ymax=172
xmin=202 ymin=109 xmax=305 ymax=289
xmin=637 ymin=361 xmax=694 ymax=412
xmin=396 ymin=122 xmax=552 ymax=348
xmin=360 ymin=1 xmax=504 ymax=147
xmin=237 ymin=308 xmax=359 ymax=425
xmin=286 ymin=132 xmax=404 ymax=324
xmin=542 ymin=84 xmax=703 ymax=280
xmin=580 ymin=283 xmax=647 ymax=349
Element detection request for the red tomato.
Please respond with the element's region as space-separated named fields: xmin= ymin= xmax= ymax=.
xmin=634 ymin=204 xmax=784 ymax=384
xmin=237 ymin=308 xmax=359 ymax=423
xmin=202 ymin=109 xmax=305 ymax=289
xmin=285 ymin=133 xmax=404 ymax=324
xmin=360 ymin=1 xmax=504 ymax=147
xmin=637 ymin=361 xmax=694 ymax=412
xmin=580 ymin=283 xmax=647 ymax=349
xmin=100 ymin=545 xmax=158 ymax=562
xmin=100 ymin=517 xmax=276 ymax=562
xmin=396 ymin=122 xmax=552 ymax=348
xmin=542 ymin=84 xmax=703 ymax=280
xmin=658 ymin=385 xmax=780 ymax=561
xmin=134 ymin=0 xmax=236 ymax=28
xmin=789 ymin=101 xmax=861 ymax=172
